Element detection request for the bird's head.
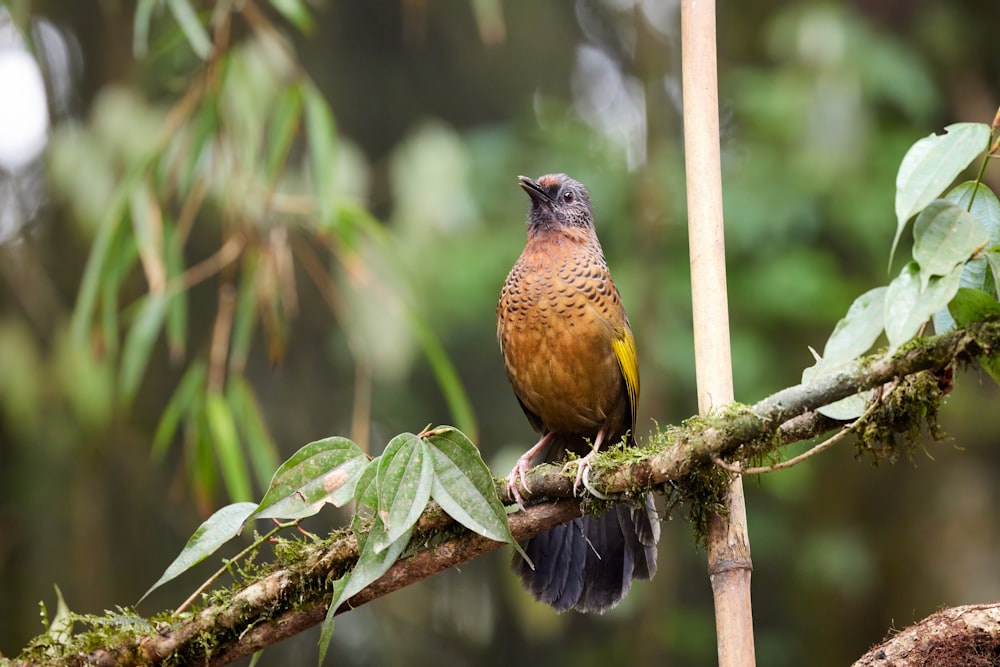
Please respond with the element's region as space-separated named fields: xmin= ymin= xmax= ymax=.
xmin=518 ymin=173 xmax=594 ymax=233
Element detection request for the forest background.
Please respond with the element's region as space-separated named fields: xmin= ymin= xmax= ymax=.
xmin=1 ymin=1 xmax=999 ymax=665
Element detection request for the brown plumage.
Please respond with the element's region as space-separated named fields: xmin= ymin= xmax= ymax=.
xmin=497 ymin=173 xmax=659 ymax=613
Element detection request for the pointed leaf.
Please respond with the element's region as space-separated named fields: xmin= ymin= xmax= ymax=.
xmin=821 ymin=286 xmax=887 ymax=364
xmin=424 ymin=426 xmax=530 ymax=562
xmin=166 ymin=0 xmax=212 ymax=59
xmin=205 ymin=392 xmax=253 ymax=502
xmin=139 ymin=502 xmax=258 ymax=603
xmin=119 ymin=292 xmax=167 ymax=406
xmin=946 ymin=181 xmax=1000 ymax=249
xmin=264 ymin=84 xmax=303 ymax=184
xmin=226 ymin=377 xmax=281 ymax=491
xmin=373 ymin=433 xmax=433 ymax=552
xmin=252 ymin=436 xmax=367 ymax=521
xmin=268 ymin=0 xmax=315 ymax=33
xmin=885 ymin=261 xmax=964 ymax=353
xmin=152 ymin=361 xmax=206 ymax=459
xmin=913 ymin=200 xmax=987 ymax=285
xmin=319 ymin=522 xmax=413 ymax=665
xmin=302 ymin=84 xmax=338 ymax=227
xmin=133 ymin=0 xmax=159 ymax=58
xmin=892 ymin=122 xmax=989 ymax=268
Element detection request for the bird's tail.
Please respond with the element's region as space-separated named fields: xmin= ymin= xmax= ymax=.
xmin=511 ymin=494 xmax=659 ymax=613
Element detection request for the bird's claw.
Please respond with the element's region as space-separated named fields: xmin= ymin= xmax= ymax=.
xmin=506 ymin=455 xmax=534 ymax=510
xmin=562 ymin=451 xmax=598 ymax=497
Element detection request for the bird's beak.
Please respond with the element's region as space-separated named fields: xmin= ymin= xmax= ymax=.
xmin=517 ymin=175 xmax=552 ymax=205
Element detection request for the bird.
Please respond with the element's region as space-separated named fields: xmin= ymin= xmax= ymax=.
xmin=496 ymin=172 xmax=659 ymax=613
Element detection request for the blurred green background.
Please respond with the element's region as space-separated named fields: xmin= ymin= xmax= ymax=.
xmin=1 ymin=0 xmax=999 ymax=665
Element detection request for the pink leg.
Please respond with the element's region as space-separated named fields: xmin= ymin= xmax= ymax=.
xmin=562 ymin=428 xmax=607 ymax=496
xmin=506 ymin=432 xmax=554 ymax=509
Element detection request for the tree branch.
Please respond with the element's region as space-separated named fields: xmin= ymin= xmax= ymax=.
xmin=853 ymin=603 xmax=1000 ymax=667
xmin=17 ymin=321 xmax=1000 ymax=666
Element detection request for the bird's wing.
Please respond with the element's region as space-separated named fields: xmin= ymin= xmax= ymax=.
xmin=610 ymin=322 xmax=639 ymax=437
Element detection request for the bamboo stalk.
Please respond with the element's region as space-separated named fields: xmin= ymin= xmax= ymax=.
xmin=679 ymin=1 xmax=757 ymax=665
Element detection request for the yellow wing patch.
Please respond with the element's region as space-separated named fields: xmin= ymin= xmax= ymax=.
xmin=610 ymin=326 xmax=639 ymax=433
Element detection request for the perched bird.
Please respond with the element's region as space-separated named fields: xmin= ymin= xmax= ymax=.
xmin=497 ymin=173 xmax=659 ymax=613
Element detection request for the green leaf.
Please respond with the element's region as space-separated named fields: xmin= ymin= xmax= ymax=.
xmin=264 ymin=85 xmax=303 ymax=185
xmin=229 ymin=253 xmax=259 ymax=375
xmin=139 ymin=502 xmax=258 ymax=603
xmin=119 ymin=292 xmax=168 ymax=406
xmin=226 ymin=377 xmax=281 ymax=491
xmin=163 ymin=222 xmax=188 ymax=360
xmin=946 ymin=181 xmax=1000 ymax=249
xmin=268 ymin=0 xmax=315 ymax=33
xmin=373 ymin=433 xmax=434 ymax=552
xmin=912 ymin=200 xmax=987 ymax=287
xmin=424 ymin=426 xmax=529 ymax=562
xmin=48 ymin=584 xmax=72 ymax=645
xmin=152 ymin=360 xmax=206 ymax=459
xmin=133 ymin=0 xmax=160 ymax=58
xmin=948 ymin=287 xmax=1000 ymax=327
xmin=820 ymin=286 xmax=887 ymax=364
xmin=885 ymin=261 xmax=964 ymax=353
xmin=949 ymin=287 xmax=1000 ymax=385
xmin=165 ymin=0 xmax=212 ymax=59
xmin=302 ymin=84 xmax=338 ymax=227
xmin=319 ymin=522 xmax=412 ymax=665
xmin=892 ymin=122 xmax=990 ymax=269
xmin=351 ymin=458 xmax=379 ymax=551
xmin=252 ymin=436 xmax=367 ymax=521
xmin=988 ymin=249 xmax=1000 ymax=297
xmin=205 ymin=392 xmax=253 ymax=502
xmin=406 ymin=312 xmax=478 ymax=439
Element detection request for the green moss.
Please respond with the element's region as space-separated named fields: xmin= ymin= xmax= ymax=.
xmin=854 ymin=368 xmax=947 ymax=464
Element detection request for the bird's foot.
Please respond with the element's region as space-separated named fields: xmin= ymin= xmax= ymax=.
xmin=562 ymin=450 xmax=599 ymax=497
xmin=506 ymin=454 xmax=535 ymax=510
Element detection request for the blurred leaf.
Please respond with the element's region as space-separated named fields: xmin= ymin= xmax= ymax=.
xmin=424 ymin=426 xmax=528 ymax=562
xmin=0 ymin=320 xmax=43 ymax=437
xmin=407 ymin=312 xmax=478 ymax=439
xmin=226 ymin=377 xmax=280 ymax=490
xmin=153 ymin=361 xmax=206 ymax=459
xmin=892 ymin=122 xmax=989 ymax=268
xmin=71 ymin=180 xmax=132 ymax=343
xmin=821 ymin=286 xmax=887 ymax=363
xmin=252 ymin=436 xmax=367 ymax=521
xmin=229 ymin=253 xmax=259 ymax=374
xmin=205 ymin=392 xmax=253 ymax=502
xmin=120 ymin=292 xmax=168 ymax=406
xmin=166 ymin=0 xmax=212 ymax=59
xmin=373 ymin=433 xmax=433 ymax=552
xmin=264 ymin=84 xmax=302 ymax=184
xmin=268 ymin=0 xmax=315 ymax=34
xmin=912 ymin=200 xmax=987 ymax=288
xmin=133 ymin=0 xmax=159 ymax=58
xmin=885 ymin=261 xmax=963 ymax=353
xmin=139 ymin=502 xmax=258 ymax=604
xmin=163 ymin=222 xmax=188 ymax=359
xmin=302 ymin=83 xmax=338 ymax=227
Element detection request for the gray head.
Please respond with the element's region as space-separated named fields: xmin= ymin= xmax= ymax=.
xmin=518 ymin=173 xmax=595 ymax=232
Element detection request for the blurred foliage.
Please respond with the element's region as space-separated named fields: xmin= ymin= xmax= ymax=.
xmin=1 ymin=0 xmax=1000 ymax=666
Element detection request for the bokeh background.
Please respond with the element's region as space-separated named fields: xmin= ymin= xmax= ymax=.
xmin=1 ymin=0 xmax=999 ymax=665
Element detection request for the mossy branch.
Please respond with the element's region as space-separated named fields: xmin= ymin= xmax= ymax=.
xmin=13 ymin=320 xmax=1000 ymax=667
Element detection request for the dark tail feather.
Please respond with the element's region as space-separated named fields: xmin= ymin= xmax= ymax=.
xmin=512 ymin=494 xmax=659 ymax=613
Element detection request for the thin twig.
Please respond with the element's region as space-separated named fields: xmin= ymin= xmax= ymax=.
xmin=712 ymin=386 xmax=890 ymax=475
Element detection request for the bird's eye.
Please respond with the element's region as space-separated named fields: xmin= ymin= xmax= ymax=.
xmin=562 ymin=191 xmax=575 ymax=203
